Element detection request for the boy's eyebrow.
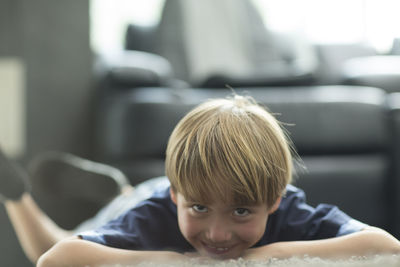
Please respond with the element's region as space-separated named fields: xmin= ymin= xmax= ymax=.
xmin=229 ymin=202 xmax=260 ymax=208
xmin=183 ymin=196 xmax=258 ymax=208
xmin=180 ymin=189 xmax=261 ymax=206
xmin=181 ymin=195 xmax=209 ymax=204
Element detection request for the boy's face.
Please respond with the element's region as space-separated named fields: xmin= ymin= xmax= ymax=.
xmin=170 ymin=189 xmax=280 ymax=259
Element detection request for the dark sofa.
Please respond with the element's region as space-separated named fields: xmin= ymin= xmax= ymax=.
xmin=94 ymin=83 xmax=398 ymax=239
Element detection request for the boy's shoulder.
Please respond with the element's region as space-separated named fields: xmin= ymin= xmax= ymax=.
xmin=258 ymin=184 xmax=365 ymax=246
xmin=79 ymin=182 xmax=192 ymax=251
xmin=285 ymin=184 xmax=304 ymax=194
xmin=279 ymin=184 xmax=307 ymax=207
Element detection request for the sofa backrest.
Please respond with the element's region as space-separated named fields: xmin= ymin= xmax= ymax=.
xmin=95 ymin=85 xmax=392 ymax=232
xmin=97 ymin=86 xmax=388 ymax=160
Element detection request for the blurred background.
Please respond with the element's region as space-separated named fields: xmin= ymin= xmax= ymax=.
xmin=1 ymin=0 xmax=400 ymax=266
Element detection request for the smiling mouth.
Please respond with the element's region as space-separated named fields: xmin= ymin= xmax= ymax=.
xmin=202 ymin=242 xmax=235 ymax=256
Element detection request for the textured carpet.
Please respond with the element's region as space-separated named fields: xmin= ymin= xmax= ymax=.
xmin=103 ymin=255 xmax=400 ymax=267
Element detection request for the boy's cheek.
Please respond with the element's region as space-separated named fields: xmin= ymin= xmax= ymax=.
xmin=178 ymin=212 xmax=202 ymax=239
xmin=238 ymin=224 xmax=264 ymax=241
xmin=237 ymin=217 xmax=269 ymax=243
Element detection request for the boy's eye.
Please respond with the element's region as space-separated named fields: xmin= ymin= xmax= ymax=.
xmin=233 ymin=208 xmax=250 ymax=217
xmin=192 ymin=204 xmax=208 ymax=213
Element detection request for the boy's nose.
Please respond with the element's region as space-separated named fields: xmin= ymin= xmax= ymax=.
xmin=205 ymin=219 xmax=232 ymax=243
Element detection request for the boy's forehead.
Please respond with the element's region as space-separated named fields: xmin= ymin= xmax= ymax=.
xmin=182 ymin=191 xmax=225 ymax=204
xmin=179 ymin=189 xmax=259 ymax=206
xmin=173 ymin=173 xmax=269 ymax=206
xmin=183 ymin=182 xmax=231 ymax=198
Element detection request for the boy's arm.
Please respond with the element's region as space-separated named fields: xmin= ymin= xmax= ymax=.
xmin=243 ymin=227 xmax=400 ymax=261
xmin=36 ymin=236 xmax=189 ymax=267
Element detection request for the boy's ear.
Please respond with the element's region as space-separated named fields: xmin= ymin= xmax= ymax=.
xmin=268 ymin=196 xmax=281 ymax=214
xmin=170 ymin=188 xmax=177 ymax=204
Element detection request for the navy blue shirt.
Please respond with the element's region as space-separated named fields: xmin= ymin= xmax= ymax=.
xmin=79 ymin=184 xmax=365 ymax=252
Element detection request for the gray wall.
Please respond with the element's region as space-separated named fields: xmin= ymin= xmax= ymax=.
xmin=0 ymin=1 xmax=92 ymax=266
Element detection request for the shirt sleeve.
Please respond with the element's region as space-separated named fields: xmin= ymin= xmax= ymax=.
xmin=264 ymin=185 xmax=367 ymax=243
xmin=77 ymin=188 xmax=192 ymax=252
xmin=337 ymin=219 xmax=368 ymax=236
xmin=78 ymin=205 xmax=148 ymax=250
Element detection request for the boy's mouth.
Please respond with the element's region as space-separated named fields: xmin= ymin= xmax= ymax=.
xmin=201 ymin=241 xmax=236 ymax=257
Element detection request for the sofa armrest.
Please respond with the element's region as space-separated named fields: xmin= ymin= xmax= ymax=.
xmin=96 ymin=50 xmax=174 ymax=87
xmin=386 ymin=93 xmax=400 ymax=236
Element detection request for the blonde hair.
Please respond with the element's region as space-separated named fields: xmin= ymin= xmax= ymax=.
xmin=165 ymin=95 xmax=293 ymax=208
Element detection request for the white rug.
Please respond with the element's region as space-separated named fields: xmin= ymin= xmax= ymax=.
xmin=103 ymin=255 xmax=400 ymax=267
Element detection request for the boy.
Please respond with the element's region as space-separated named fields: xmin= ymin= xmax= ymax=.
xmin=1 ymin=95 xmax=400 ymax=266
